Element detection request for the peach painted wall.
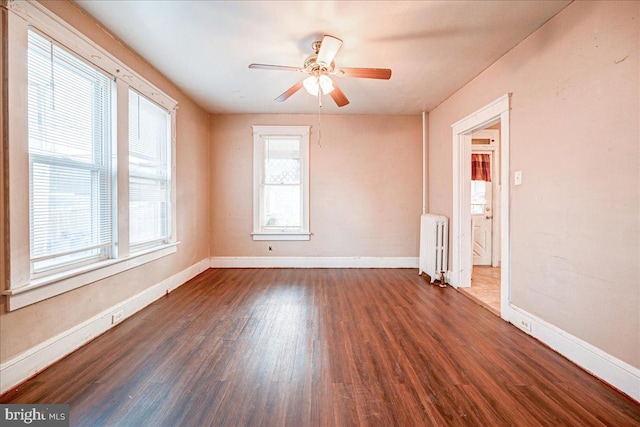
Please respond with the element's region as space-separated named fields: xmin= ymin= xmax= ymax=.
xmin=428 ymin=1 xmax=639 ymax=367
xmin=0 ymin=1 xmax=211 ymax=362
xmin=210 ymin=114 xmax=422 ymax=258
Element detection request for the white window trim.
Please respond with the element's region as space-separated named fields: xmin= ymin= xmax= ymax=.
xmin=2 ymin=0 xmax=179 ymax=311
xmin=251 ymin=233 xmax=311 ymax=241
xmin=3 ymin=243 xmax=178 ymax=311
xmin=252 ymin=125 xmax=310 ymax=241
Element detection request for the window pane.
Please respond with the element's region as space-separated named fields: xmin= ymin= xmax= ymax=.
xmin=31 ymin=163 xmax=104 ymax=258
xmin=471 ymin=180 xmax=487 ymax=215
xmin=264 ymin=137 xmax=300 ymax=184
xmin=129 ymin=90 xmax=171 ymax=250
xmin=262 ymin=185 xmax=301 ymax=229
xmin=129 ymin=177 xmax=168 ymax=245
xmin=28 ymin=30 xmax=112 ymax=273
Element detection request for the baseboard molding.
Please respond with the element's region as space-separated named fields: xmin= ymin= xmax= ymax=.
xmin=0 ymin=258 xmax=210 ymax=395
xmin=506 ymin=305 xmax=640 ymax=403
xmin=209 ymin=256 xmax=419 ymax=269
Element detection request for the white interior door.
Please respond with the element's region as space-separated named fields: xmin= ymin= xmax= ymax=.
xmin=471 ymin=154 xmax=493 ymax=266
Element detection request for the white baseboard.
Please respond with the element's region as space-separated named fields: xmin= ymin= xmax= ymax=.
xmin=506 ymin=305 xmax=640 ymax=403
xmin=209 ymin=256 xmax=419 ymax=269
xmin=0 ymin=258 xmax=210 ymax=395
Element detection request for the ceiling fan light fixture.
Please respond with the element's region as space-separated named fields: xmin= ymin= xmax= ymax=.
xmin=303 ymin=75 xmax=319 ymax=96
xmin=319 ymin=75 xmax=334 ymax=95
xmin=303 ymin=75 xmax=334 ymax=96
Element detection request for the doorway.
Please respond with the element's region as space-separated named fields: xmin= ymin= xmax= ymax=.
xmin=450 ymin=94 xmax=510 ymax=321
xmin=471 ymin=128 xmax=500 ymax=267
xmin=463 ymin=127 xmax=501 ymax=315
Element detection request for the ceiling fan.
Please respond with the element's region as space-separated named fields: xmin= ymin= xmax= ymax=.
xmin=248 ymin=35 xmax=392 ymax=107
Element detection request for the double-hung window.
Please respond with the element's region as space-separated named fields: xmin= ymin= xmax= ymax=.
xmin=128 ymin=90 xmax=172 ymax=252
xmin=27 ymin=30 xmax=114 ymax=275
xmin=3 ymin=1 xmax=178 ymax=310
xmin=252 ymin=126 xmax=310 ymax=240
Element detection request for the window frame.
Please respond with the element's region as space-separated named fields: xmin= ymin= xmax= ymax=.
xmin=27 ymin=28 xmax=116 ymax=277
xmin=252 ymin=125 xmax=311 ymax=241
xmin=2 ymin=1 xmax=179 ymax=311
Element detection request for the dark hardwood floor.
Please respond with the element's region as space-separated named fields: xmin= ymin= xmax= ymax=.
xmin=2 ymin=268 xmax=639 ymax=426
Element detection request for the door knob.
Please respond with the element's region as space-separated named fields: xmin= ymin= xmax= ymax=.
xmin=486 ymin=215 xmax=493 ymax=219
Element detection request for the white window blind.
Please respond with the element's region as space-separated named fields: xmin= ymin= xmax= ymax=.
xmin=128 ymin=90 xmax=171 ymax=251
xmin=261 ymin=136 xmax=303 ymax=230
xmin=27 ymin=29 xmax=113 ymax=274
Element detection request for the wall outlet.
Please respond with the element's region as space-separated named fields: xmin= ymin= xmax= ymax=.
xmin=111 ymin=310 xmax=124 ymax=325
xmin=517 ymin=317 xmax=532 ymax=332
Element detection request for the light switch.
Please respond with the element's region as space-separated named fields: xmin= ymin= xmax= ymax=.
xmin=514 ymin=171 xmax=522 ymax=186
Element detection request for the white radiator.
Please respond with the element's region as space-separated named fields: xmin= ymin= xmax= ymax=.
xmin=419 ymin=214 xmax=448 ymax=283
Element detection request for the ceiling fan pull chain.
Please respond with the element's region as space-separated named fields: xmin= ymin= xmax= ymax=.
xmin=317 ymin=93 xmax=323 ymax=148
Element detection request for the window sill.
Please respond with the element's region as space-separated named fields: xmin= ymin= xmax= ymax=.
xmin=2 ymin=242 xmax=180 ymax=311
xmin=252 ymin=232 xmax=311 ymax=241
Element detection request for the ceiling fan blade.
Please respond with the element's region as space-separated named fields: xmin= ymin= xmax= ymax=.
xmin=317 ymin=35 xmax=343 ymax=66
xmin=275 ymin=80 xmax=304 ymax=102
xmin=249 ymin=63 xmax=301 ymax=72
xmin=336 ymin=67 xmax=392 ymax=80
xmin=329 ymin=83 xmax=350 ymax=107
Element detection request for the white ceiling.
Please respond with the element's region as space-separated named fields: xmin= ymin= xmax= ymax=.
xmin=74 ymin=0 xmax=571 ymax=115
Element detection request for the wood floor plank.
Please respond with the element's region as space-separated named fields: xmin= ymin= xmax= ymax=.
xmin=1 ymin=268 xmax=639 ymax=426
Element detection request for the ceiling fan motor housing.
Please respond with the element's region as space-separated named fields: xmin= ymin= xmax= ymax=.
xmin=304 ymin=54 xmax=334 ymax=75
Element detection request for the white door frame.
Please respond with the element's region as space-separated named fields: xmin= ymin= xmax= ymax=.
xmin=450 ymin=94 xmax=511 ymax=319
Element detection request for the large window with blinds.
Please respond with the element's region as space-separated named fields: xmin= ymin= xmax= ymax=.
xmin=129 ymin=90 xmax=171 ymax=251
xmin=27 ymin=30 xmax=113 ymax=275
xmin=252 ymin=126 xmax=310 ymax=240
xmin=4 ymin=0 xmax=179 ymax=310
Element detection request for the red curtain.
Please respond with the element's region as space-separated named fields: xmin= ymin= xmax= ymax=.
xmin=471 ymin=154 xmax=491 ymax=182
